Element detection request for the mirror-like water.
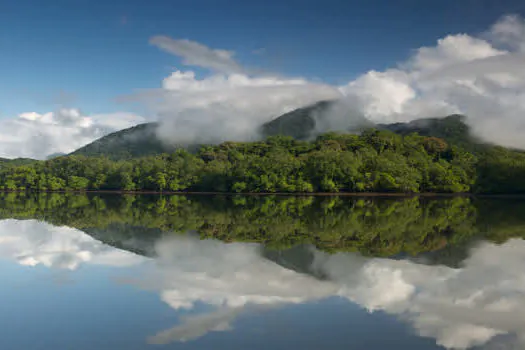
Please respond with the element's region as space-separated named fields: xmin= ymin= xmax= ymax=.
xmin=1 ymin=193 xmax=525 ymax=349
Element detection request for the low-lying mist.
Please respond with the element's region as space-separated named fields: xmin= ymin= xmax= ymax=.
xmin=142 ymin=15 xmax=525 ymax=148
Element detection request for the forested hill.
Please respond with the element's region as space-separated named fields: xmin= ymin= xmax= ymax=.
xmin=0 ymin=157 xmax=38 ymax=168
xmin=70 ymin=122 xmax=172 ymax=159
xmin=71 ymin=101 xmax=348 ymax=159
xmin=377 ymin=114 xmax=483 ymax=150
xmin=2 ymin=99 xmax=525 ymax=194
xmin=68 ymin=100 xmax=481 ymax=160
xmin=1 ymin=124 xmax=525 ymax=194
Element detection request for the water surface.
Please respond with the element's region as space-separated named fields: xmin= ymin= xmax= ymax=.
xmin=1 ymin=194 xmax=525 ymax=349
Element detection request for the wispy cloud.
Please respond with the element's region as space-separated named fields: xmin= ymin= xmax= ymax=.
xmin=150 ymin=36 xmax=245 ymax=74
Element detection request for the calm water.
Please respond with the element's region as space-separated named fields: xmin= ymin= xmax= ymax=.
xmin=1 ymin=193 xmax=525 ymax=349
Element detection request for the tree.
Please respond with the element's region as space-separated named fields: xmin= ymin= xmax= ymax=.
xmin=155 ymin=172 xmax=167 ymax=192
xmin=68 ymin=176 xmax=90 ymax=191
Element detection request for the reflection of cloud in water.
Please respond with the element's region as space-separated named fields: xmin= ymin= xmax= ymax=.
xmin=0 ymin=219 xmax=145 ymax=270
xmin=150 ymin=236 xmax=339 ymax=309
xmin=312 ymin=242 xmax=525 ymax=349
xmin=144 ymin=235 xmax=525 ymax=349
xmin=1 ymin=219 xmax=525 ymax=348
xmin=148 ymin=307 xmax=242 ymax=344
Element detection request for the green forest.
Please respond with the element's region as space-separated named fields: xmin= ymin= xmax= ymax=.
xmin=1 ymin=193 xmax=525 ymax=260
xmin=1 ymin=129 xmax=524 ymax=194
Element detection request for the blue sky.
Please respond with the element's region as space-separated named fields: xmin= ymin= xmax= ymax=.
xmin=2 ymin=0 xmax=524 ymax=118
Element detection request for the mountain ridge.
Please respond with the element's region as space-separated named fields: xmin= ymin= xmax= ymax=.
xmin=68 ymin=100 xmax=480 ymax=160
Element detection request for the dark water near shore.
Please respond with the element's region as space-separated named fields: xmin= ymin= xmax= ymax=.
xmin=1 ymin=193 xmax=525 ymax=349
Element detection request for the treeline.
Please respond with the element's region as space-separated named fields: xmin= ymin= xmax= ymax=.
xmin=1 ymin=192 xmax=524 ymax=259
xmin=1 ymin=130 xmax=525 ymax=193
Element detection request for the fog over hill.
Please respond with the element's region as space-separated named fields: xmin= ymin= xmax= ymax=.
xmin=70 ymin=99 xmax=478 ymax=159
xmin=1 ymin=15 xmax=524 ymax=159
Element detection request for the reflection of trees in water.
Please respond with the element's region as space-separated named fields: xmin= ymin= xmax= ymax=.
xmin=2 ymin=194 xmax=525 ymax=349
xmin=1 ymin=193 xmax=525 ymax=262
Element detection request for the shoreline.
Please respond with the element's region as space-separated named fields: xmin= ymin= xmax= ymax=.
xmin=1 ymin=189 xmax=525 ymax=199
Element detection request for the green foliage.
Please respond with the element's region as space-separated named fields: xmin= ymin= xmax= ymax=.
xmin=0 ymin=193 xmax=477 ymax=258
xmin=3 ymin=193 xmax=525 ymax=263
xmin=68 ymin=176 xmax=90 ymax=191
xmin=70 ymin=123 xmax=174 ymax=160
xmin=0 ymin=125 xmax=524 ymax=194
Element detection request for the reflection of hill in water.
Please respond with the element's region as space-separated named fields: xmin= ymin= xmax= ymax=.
xmin=84 ymin=224 xmax=473 ymax=272
xmin=1 ymin=193 xmax=525 ymax=268
xmin=2 ymin=197 xmax=525 ymax=349
xmin=83 ymin=224 xmax=163 ymax=257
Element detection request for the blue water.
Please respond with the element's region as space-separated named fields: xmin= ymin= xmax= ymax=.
xmin=0 ymin=217 xmax=522 ymax=349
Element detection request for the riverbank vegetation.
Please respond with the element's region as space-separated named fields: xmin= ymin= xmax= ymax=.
xmin=0 ymin=130 xmax=524 ymax=194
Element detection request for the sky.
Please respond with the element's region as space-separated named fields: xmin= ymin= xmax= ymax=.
xmin=1 ymin=0 xmax=525 ymax=158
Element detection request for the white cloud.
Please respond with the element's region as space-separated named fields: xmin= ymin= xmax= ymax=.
xmin=489 ymin=15 xmax=525 ymax=52
xmin=144 ymin=235 xmax=338 ymax=310
xmin=340 ymin=69 xmax=416 ymax=118
xmin=0 ymin=109 xmax=145 ymax=159
xmin=3 ymin=14 xmax=525 ymax=158
xmin=407 ymin=34 xmax=506 ymax=72
xmin=336 ymin=15 xmax=525 ymax=147
xmin=150 ymin=36 xmax=244 ymax=74
xmin=139 ymin=15 xmax=525 ymax=149
xmin=146 ymin=71 xmax=341 ymax=145
xmin=141 ymin=35 xmax=345 ymax=144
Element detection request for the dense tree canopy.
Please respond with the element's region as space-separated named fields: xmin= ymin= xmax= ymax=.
xmin=0 ymin=129 xmax=523 ymax=194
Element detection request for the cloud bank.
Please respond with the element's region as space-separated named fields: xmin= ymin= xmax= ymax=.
xmin=2 ymin=14 xmax=525 ymax=158
xmin=0 ymin=109 xmax=144 ymax=159
xmin=151 ymin=72 xmax=340 ymax=145
xmin=339 ymin=15 xmax=525 ymax=147
xmin=145 ymin=14 xmax=525 ymax=148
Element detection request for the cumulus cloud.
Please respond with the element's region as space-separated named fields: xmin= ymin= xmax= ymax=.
xmin=337 ymin=14 xmax=525 ymax=147
xmin=4 ymin=14 xmax=524 ymax=158
xmin=0 ymin=109 xmax=145 ymax=159
xmin=142 ymin=34 xmax=343 ymax=145
xmin=139 ymin=15 xmax=525 ymax=149
xmin=488 ymin=14 xmax=525 ymax=52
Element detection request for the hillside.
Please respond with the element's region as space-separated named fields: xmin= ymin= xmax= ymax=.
xmin=262 ymin=101 xmax=480 ymax=147
xmin=70 ymin=122 xmax=173 ymax=160
xmin=260 ymin=100 xmax=373 ymax=139
xmin=46 ymin=152 xmax=66 ymax=160
xmin=261 ymin=100 xmax=334 ymax=139
xmin=69 ymin=100 xmax=481 ymax=160
xmin=377 ymin=114 xmax=481 ymax=148
xmin=71 ymin=101 xmax=347 ymax=159
xmin=0 ymin=157 xmax=38 ymax=168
